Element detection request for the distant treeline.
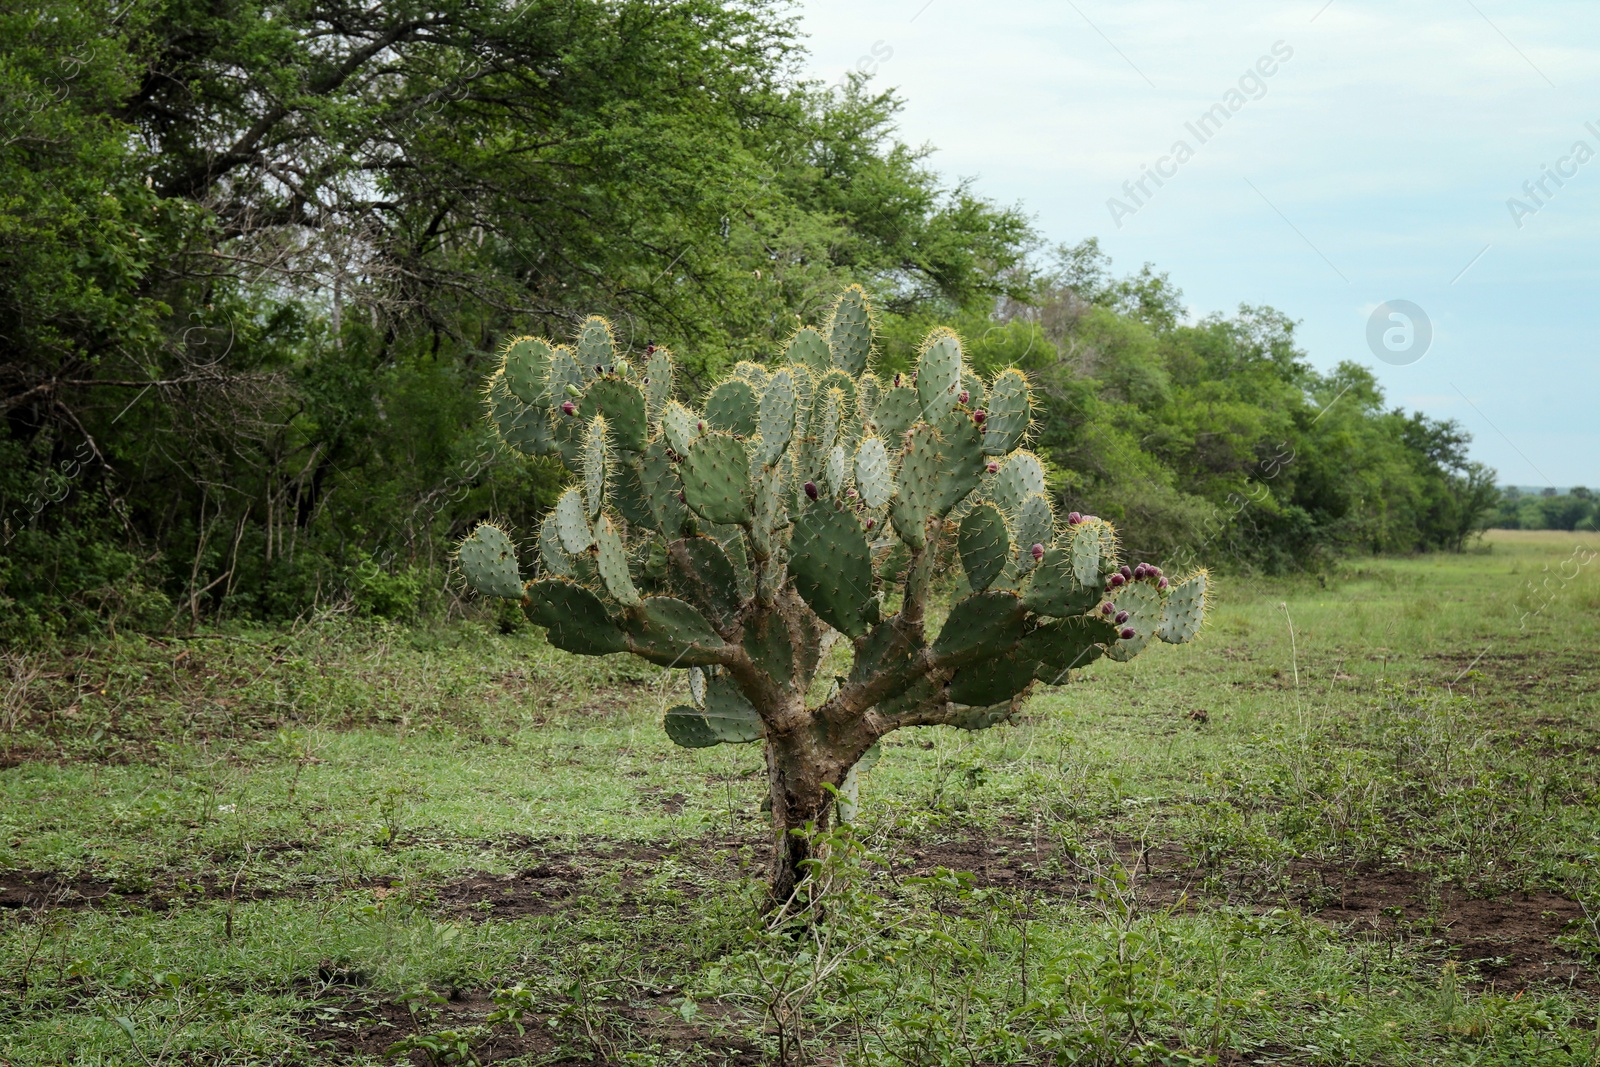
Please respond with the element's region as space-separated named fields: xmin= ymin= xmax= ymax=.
xmin=1 ymin=1 xmax=1498 ymax=639
xmin=1491 ymin=489 xmax=1597 ymax=532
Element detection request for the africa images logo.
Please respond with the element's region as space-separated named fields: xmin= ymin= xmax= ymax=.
xmin=1107 ymin=40 xmax=1294 ymax=229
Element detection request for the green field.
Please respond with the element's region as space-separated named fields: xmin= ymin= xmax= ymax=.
xmin=3 ymin=530 xmax=1597 ymax=1065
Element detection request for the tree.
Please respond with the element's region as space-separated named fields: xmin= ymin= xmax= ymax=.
xmin=455 ymin=288 xmax=1209 ymax=903
xmin=1 ymin=0 xmax=1034 ymax=632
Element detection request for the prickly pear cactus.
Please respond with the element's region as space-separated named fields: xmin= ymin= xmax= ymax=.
xmin=457 ymin=290 xmax=1211 ymax=901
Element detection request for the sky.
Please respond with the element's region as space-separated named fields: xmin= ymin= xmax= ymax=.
xmin=794 ymin=0 xmax=1599 ymax=488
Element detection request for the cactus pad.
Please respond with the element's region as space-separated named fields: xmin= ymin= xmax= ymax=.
xmin=1022 ymin=615 xmax=1116 ymax=684
xmin=958 ymin=503 xmax=1011 ymax=593
xmin=625 ymin=596 xmax=724 ymax=666
xmin=948 ymin=649 xmax=1035 ymax=707
xmin=502 ymin=337 xmax=552 ymax=403
xmin=915 ymin=328 xmax=964 ymax=423
xmin=758 ymin=370 xmax=797 ymax=465
xmin=789 ymin=503 xmax=875 ymax=638
xmin=575 ymin=315 xmax=615 ymax=372
xmin=828 ymin=286 xmax=873 ymax=376
xmin=787 ymin=326 xmax=833 ymax=373
xmin=873 ymin=385 xmax=921 ymax=442
xmin=704 ymin=378 xmax=759 ymax=437
xmin=554 ymin=488 xmax=593 ymax=553
xmin=582 ymin=377 xmax=647 ymax=451
xmin=668 ymin=536 xmax=742 ymax=628
xmin=1105 ymin=581 xmax=1162 ymax=662
xmin=681 ymin=433 xmax=751 ymax=526
xmin=664 ymin=675 xmax=762 ymax=746
xmin=595 ymin=514 xmax=641 ymax=607
xmin=644 ymin=347 xmax=673 ymax=418
xmin=661 ymin=401 xmax=701 ymax=457
xmin=983 ymin=369 xmax=1031 ymax=455
xmin=743 ymin=615 xmax=795 ymax=689
xmin=1021 ymin=547 xmax=1099 ymax=618
xmin=1158 ymin=570 xmax=1208 ymax=643
xmin=459 ymin=523 xmax=525 ymax=600
xmin=525 ymin=578 xmax=629 ymax=655
xmin=1013 ymin=492 xmax=1054 ymax=573
xmin=1069 ymin=518 xmax=1117 ymax=586
xmin=853 ymin=436 xmax=893 ymax=509
xmin=583 ymin=417 xmax=609 ymax=518
xmin=538 ymin=516 xmax=572 ymax=578
xmin=990 ymin=451 xmax=1046 ymax=517
xmin=931 ymin=590 xmax=1028 ymax=666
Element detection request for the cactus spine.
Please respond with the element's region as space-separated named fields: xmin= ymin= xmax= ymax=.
xmin=455 ymin=287 xmax=1210 ymax=903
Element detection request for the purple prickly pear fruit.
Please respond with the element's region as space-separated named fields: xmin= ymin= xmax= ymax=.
xmin=594 ymin=364 xmax=603 ymax=375
xmin=1120 ymin=627 xmax=1136 ymax=640
xmin=646 ymin=344 xmax=657 ymax=355
xmin=1109 ymin=573 xmax=1125 ymax=588
xmin=972 ymin=410 xmax=986 ymax=425
xmin=865 ymin=518 xmax=875 ymax=530
xmin=677 ymin=492 xmax=685 ymax=503
xmin=986 ymin=461 xmax=999 ymax=473
xmin=561 ymin=400 xmax=576 ymax=415
xmin=1115 ymin=610 xmax=1130 ymax=624
xmin=804 ymin=481 xmax=819 ymax=500
xmin=958 ymin=390 xmax=969 ymax=404
xmin=1133 ymin=564 xmax=1148 ymax=579
xmin=1158 ymin=576 xmax=1169 ymax=590
xmin=1067 ymin=511 xmax=1082 ymax=524
xmin=1149 ymin=565 xmax=1162 ymax=578
xmin=1119 ymin=565 xmax=1133 ymax=580
xmin=893 ymin=373 xmax=901 ymax=387
xmin=1031 ymin=543 xmax=1044 ymax=561
xmin=847 ymin=488 xmax=858 ymax=499
xmin=1101 ymin=602 xmax=1115 ymax=615
xmin=696 ymin=420 xmax=704 ymax=432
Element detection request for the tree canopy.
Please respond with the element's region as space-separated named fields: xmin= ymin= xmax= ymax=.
xmin=0 ymin=2 xmax=1497 ymax=638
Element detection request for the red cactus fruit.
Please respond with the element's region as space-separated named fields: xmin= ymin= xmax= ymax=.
xmin=1115 ymin=610 xmax=1130 ymax=624
xmin=958 ymin=390 xmax=969 ymax=404
xmin=804 ymin=481 xmax=819 ymax=500
xmin=1101 ymin=602 xmax=1115 ymax=615
xmin=865 ymin=518 xmax=875 ymax=530
xmin=1067 ymin=511 xmax=1082 ymax=524
xmin=972 ymin=410 xmax=986 ymax=425
xmin=561 ymin=401 xmax=576 ymax=415
xmin=1030 ymin=543 xmax=1044 ymax=561
xmin=1158 ymin=576 xmax=1170 ymax=590
xmin=1119 ymin=565 xmax=1133 ymax=580
xmin=1133 ymin=564 xmax=1148 ymax=579
xmin=1120 ymin=627 xmax=1136 ymax=640
xmin=1109 ymin=573 xmax=1126 ymax=588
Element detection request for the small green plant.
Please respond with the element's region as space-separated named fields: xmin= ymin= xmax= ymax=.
xmin=456 ymin=287 xmax=1210 ymax=901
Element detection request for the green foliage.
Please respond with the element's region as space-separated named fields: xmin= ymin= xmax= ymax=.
xmin=1492 ymin=486 xmax=1599 ymax=532
xmin=0 ymin=0 xmax=1032 ymax=637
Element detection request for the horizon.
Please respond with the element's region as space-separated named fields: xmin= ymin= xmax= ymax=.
xmin=796 ymin=0 xmax=1599 ymax=487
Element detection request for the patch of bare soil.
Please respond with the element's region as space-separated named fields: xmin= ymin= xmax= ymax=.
xmin=432 ymin=837 xmax=766 ymax=919
xmin=0 ymin=868 xmax=277 ymax=913
xmin=299 ymin=985 xmax=762 ymax=1065
xmin=1291 ymin=862 xmax=1590 ymax=990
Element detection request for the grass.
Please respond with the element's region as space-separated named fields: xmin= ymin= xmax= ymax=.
xmin=1 ymin=529 xmax=1598 ymax=1065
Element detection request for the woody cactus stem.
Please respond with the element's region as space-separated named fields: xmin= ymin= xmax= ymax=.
xmin=457 ymin=289 xmax=1211 ymax=905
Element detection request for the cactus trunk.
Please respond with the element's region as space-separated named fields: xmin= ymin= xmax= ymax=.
xmin=764 ymin=728 xmax=836 ymax=907
xmin=453 ymin=288 xmax=1212 ymax=907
